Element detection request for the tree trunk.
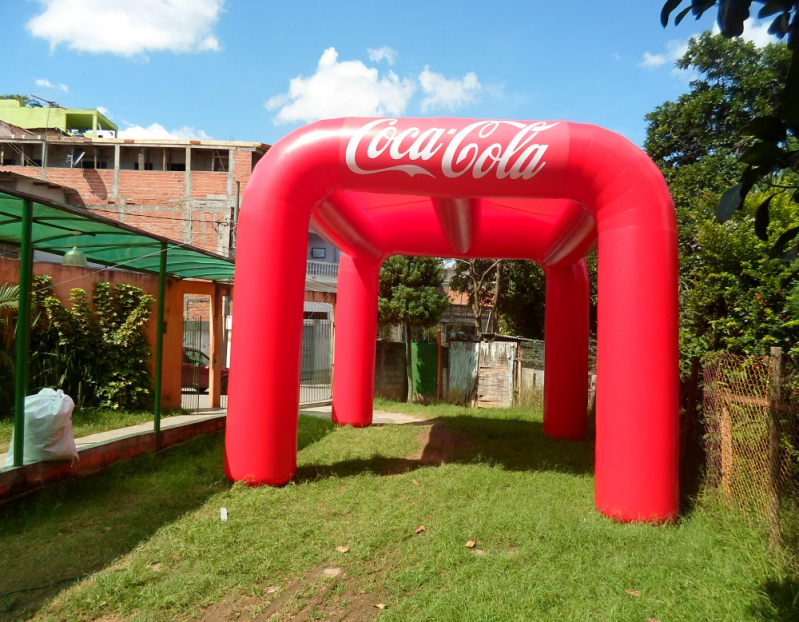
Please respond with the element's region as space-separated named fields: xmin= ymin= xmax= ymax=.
xmin=405 ymin=323 xmax=414 ymax=403
xmin=473 ymin=303 xmax=483 ymax=337
xmin=486 ymin=260 xmax=502 ymax=333
xmin=470 ymin=260 xmax=483 ymax=338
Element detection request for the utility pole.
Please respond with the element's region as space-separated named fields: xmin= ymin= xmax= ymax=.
xmin=229 ymin=181 xmax=240 ymax=258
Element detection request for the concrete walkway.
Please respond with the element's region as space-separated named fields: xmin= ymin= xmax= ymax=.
xmin=0 ymin=408 xmax=227 ymax=465
xmin=2 ymin=405 xmax=426 ymax=465
xmin=300 ymin=405 xmax=425 ymax=425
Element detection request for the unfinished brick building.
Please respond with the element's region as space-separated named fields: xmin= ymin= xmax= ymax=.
xmin=0 ymin=131 xmax=266 ymax=256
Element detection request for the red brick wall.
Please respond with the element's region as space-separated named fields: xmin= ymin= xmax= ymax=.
xmin=1 ymin=146 xmax=255 ymax=254
xmin=190 ymin=171 xmax=227 ymax=198
xmin=119 ymin=171 xmax=184 ymax=205
xmin=233 ymin=150 xmax=252 ymax=198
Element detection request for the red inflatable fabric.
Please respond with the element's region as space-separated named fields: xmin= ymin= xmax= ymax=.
xmin=226 ymin=118 xmax=679 ymax=523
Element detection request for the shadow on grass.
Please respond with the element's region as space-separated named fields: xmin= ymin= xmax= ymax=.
xmin=749 ymin=576 xmax=799 ymax=621
xmin=0 ymin=415 xmax=333 ymax=621
xmin=296 ymin=415 xmax=596 ymax=483
xmin=0 ymin=434 xmax=228 ymax=620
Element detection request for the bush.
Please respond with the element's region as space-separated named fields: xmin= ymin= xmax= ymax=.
xmin=0 ymin=276 xmax=156 ymax=414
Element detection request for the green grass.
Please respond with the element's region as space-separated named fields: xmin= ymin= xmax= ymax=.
xmin=1 ymin=403 xmax=797 ymax=621
xmin=0 ymin=407 xmax=189 ymax=454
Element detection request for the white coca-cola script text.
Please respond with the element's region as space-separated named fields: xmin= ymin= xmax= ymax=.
xmin=345 ymin=119 xmax=560 ymax=180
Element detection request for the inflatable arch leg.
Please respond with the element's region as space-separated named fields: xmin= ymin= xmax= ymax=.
xmin=331 ymin=254 xmax=380 ymax=427
xmin=224 ymin=195 xmax=311 ymax=486
xmin=594 ymin=224 xmax=679 ymax=520
xmin=543 ymin=260 xmax=590 ymax=440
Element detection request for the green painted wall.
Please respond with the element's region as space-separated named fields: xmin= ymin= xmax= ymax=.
xmin=0 ymin=100 xmax=116 ymax=134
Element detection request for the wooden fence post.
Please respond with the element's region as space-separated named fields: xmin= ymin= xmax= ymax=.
xmin=768 ymin=346 xmax=782 ymax=550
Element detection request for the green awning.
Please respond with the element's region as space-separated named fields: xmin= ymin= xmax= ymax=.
xmin=0 ymin=189 xmax=234 ymax=282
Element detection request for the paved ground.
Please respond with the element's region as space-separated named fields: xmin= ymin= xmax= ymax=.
xmin=1 ymin=404 xmax=423 ymax=466
xmin=0 ymin=408 xmax=227 ymax=465
xmin=300 ymin=405 xmax=425 ymax=425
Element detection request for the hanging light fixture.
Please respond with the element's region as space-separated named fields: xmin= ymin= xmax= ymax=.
xmin=62 ymin=232 xmax=88 ymax=268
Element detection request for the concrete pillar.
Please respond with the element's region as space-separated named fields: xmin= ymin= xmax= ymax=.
xmin=183 ymin=146 xmax=192 ymax=244
xmin=112 ymin=144 xmax=120 ymax=201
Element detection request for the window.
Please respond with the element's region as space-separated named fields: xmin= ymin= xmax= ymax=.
xmin=311 ymin=247 xmax=326 ymax=259
xmin=190 ymin=148 xmax=228 ymax=172
xmin=184 ymin=348 xmax=209 ymax=366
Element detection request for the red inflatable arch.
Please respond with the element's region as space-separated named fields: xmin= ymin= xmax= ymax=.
xmin=226 ymin=118 xmax=679 ymax=523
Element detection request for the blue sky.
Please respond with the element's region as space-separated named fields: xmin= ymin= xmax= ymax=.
xmin=0 ymin=1 xmax=781 ymax=147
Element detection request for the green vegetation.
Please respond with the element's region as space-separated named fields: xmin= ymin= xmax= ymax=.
xmin=660 ymin=2 xmax=799 ymax=250
xmin=0 ymin=407 xmax=188 ymax=454
xmin=0 ymin=276 xmax=156 ymax=420
xmin=643 ymin=33 xmax=799 ymax=370
xmin=33 ymin=276 xmax=155 ymax=410
xmin=378 ymin=256 xmax=449 ymax=401
xmin=1 ymin=404 xmax=795 ymax=621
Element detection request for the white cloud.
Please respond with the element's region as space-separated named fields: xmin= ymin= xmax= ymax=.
xmin=97 ymin=106 xmax=110 ymax=117
xmin=712 ymin=18 xmax=780 ymax=47
xmin=639 ymin=51 xmax=667 ymax=68
xmin=35 ymin=78 xmax=68 ymax=92
xmin=266 ymin=47 xmax=416 ymax=124
xmin=368 ymin=46 xmax=397 ymax=65
xmin=640 ymin=38 xmax=690 ymax=70
xmin=418 ymin=66 xmax=481 ymax=112
xmin=666 ymin=39 xmax=689 ymax=60
xmin=118 ymin=122 xmax=212 ymax=140
xmin=26 ymin=0 xmax=224 ymax=56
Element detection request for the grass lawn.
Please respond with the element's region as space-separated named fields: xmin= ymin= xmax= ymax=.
xmin=1 ymin=403 xmax=797 ymax=621
xmin=0 ymin=407 xmax=189 ymax=454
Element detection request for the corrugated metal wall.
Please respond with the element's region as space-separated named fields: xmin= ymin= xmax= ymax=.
xmin=448 ymin=341 xmax=479 ymax=404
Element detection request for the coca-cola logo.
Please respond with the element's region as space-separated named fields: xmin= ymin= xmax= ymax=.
xmin=345 ymin=118 xmax=560 ymax=180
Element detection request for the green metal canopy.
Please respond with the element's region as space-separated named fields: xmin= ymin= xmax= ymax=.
xmin=0 ymin=189 xmax=235 ymax=282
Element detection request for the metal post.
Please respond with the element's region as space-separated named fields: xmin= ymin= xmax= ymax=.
xmin=13 ymin=199 xmax=34 ymax=466
xmin=768 ymin=346 xmax=782 ymax=550
xmin=437 ymin=330 xmax=442 ymax=402
xmin=153 ymin=242 xmax=167 ymax=449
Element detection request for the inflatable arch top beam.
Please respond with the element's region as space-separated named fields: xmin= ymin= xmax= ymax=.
xmin=226 ymin=118 xmax=679 ymax=523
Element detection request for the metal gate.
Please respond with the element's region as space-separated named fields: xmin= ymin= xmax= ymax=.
xmin=300 ymin=319 xmax=332 ymax=405
xmin=182 ymin=320 xmax=203 ymax=411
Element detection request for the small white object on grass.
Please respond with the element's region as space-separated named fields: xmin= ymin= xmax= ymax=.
xmin=220 ymin=507 xmax=228 ymax=522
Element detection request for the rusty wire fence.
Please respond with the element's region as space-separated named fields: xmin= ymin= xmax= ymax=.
xmin=703 ymin=349 xmax=799 ymax=546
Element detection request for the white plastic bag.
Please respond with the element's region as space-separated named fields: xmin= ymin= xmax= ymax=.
xmin=5 ymin=388 xmax=79 ymax=466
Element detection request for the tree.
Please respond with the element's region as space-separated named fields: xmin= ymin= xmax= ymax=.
xmin=38 ymin=278 xmax=155 ymax=410
xmin=0 ymin=94 xmax=33 ymax=106
xmin=645 ymin=31 xmax=799 ymax=366
xmin=644 ymin=33 xmax=791 ymax=278
xmin=378 ymin=256 xmax=449 ymax=401
xmin=495 ymin=261 xmax=546 ymax=339
xmin=448 ymin=259 xmax=501 ymax=337
xmin=661 ymin=1 xmax=799 ymax=256
xmin=682 ymin=190 xmax=799 ymax=359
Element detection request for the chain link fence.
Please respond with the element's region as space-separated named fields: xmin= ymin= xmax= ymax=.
xmin=515 ymin=341 xmax=545 ymax=406
xmin=703 ymin=350 xmax=799 ymax=545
